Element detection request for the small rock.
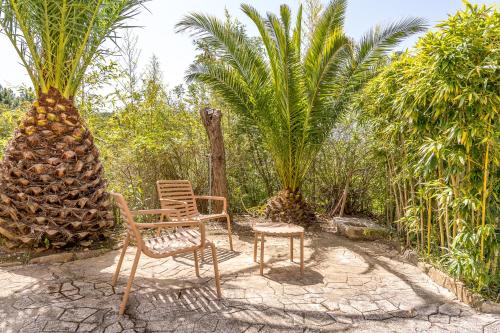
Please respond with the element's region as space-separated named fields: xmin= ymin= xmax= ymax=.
xmin=480 ymin=301 xmax=500 ymax=314
xmin=29 ymin=252 xmax=74 ymax=264
xmin=334 ymin=218 xmax=389 ymax=241
xmin=0 ymin=261 xmax=23 ymax=267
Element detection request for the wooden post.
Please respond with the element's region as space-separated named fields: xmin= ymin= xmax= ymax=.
xmin=200 ymin=107 xmax=229 ymax=213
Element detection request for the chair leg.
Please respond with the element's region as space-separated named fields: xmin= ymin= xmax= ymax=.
xmin=253 ymin=233 xmax=258 ymax=262
xmin=260 ymin=233 xmax=265 ymax=276
xmin=112 ymin=234 xmax=130 ymax=287
xmin=290 ymin=236 xmax=294 ymax=262
xmin=194 ymin=249 xmax=200 ymax=277
xmin=225 ymin=214 xmax=234 ymax=251
xmin=208 ymin=242 xmax=222 ymax=298
xmin=119 ymin=248 xmax=141 ymax=315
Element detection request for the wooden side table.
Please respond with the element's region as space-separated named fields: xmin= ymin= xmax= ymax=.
xmin=252 ymin=222 xmax=304 ymax=276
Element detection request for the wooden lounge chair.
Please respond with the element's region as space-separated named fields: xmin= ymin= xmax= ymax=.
xmin=156 ymin=180 xmax=234 ymax=251
xmin=110 ymin=192 xmax=222 ymax=315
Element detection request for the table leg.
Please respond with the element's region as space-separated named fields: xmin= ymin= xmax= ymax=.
xmin=300 ymin=232 xmax=304 ymax=276
xmin=290 ymin=236 xmax=294 ymax=262
xmin=253 ymin=233 xmax=258 ymax=262
xmin=260 ymin=233 xmax=265 ymax=275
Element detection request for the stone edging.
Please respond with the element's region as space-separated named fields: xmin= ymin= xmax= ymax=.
xmin=28 ymin=247 xmax=114 ymax=264
xmin=417 ymin=261 xmax=500 ymax=314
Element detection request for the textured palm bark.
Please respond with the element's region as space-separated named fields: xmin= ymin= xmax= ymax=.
xmin=265 ymin=189 xmax=316 ymax=226
xmin=0 ymin=88 xmax=112 ymax=248
xmin=200 ymin=108 xmax=228 ymax=213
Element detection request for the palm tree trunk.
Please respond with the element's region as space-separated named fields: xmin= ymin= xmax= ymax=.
xmin=0 ymin=88 xmax=112 ymax=248
xmin=265 ymin=188 xmax=316 ymax=226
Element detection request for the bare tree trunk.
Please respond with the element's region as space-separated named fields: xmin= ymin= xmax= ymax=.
xmin=338 ymin=170 xmax=352 ymax=217
xmin=200 ymin=107 xmax=228 ymax=213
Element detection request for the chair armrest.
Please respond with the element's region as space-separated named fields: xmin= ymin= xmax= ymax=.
xmin=195 ymin=195 xmax=225 ymax=201
xmin=160 ymin=198 xmax=189 ymax=209
xmin=195 ymin=195 xmax=227 ymax=212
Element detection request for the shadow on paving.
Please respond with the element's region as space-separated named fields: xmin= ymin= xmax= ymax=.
xmin=173 ymin=247 xmax=242 ymax=266
xmin=0 ymin=229 xmax=498 ymax=333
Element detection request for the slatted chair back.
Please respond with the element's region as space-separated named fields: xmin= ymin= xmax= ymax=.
xmin=157 ymin=180 xmax=199 ymax=218
xmin=111 ymin=192 xmax=144 ymax=248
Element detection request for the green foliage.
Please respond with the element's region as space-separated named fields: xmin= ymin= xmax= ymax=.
xmin=0 ymin=84 xmax=34 ymax=108
xmin=0 ymin=0 xmax=147 ymax=98
xmin=176 ymin=0 xmax=425 ymax=193
xmin=81 ymin=56 xmax=208 ymax=210
xmin=0 ymin=101 xmax=29 ymax=156
xmin=302 ymin=115 xmax=387 ymax=217
xmin=361 ymin=2 xmax=499 ymax=295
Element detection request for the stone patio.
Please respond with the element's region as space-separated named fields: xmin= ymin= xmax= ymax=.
xmin=1 ymin=226 xmax=499 ymax=332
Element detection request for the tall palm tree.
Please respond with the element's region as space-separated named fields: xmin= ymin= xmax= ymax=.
xmin=176 ymin=0 xmax=426 ymax=225
xmin=0 ymin=0 xmax=146 ymax=248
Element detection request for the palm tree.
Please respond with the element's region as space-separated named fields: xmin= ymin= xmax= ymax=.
xmin=0 ymin=0 xmax=146 ymax=248
xmin=176 ymin=0 xmax=426 ymax=225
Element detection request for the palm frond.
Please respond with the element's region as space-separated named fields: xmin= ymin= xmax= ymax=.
xmin=177 ymin=3 xmax=425 ymax=192
xmin=347 ymin=17 xmax=427 ymax=88
xmin=186 ymin=62 xmax=252 ymax=116
xmin=304 ymin=0 xmax=346 ymax=70
xmin=0 ymin=0 xmax=147 ymax=98
xmin=176 ymin=12 xmax=268 ymax=90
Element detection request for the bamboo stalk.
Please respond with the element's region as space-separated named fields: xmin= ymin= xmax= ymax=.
xmin=444 ymin=197 xmax=450 ymax=248
xmin=437 ymin=199 xmax=445 ymax=251
xmin=450 ymin=175 xmax=459 ymax=239
xmin=437 ymin=163 xmax=445 ymax=252
xmin=480 ymin=139 xmax=490 ymax=261
xmin=427 ymin=197 xmax=432 ymax=256
xmin=419 ymin=194 xmax=425 ymax=251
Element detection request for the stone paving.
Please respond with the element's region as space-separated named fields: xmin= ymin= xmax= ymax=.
xmin=0 ymin=228 xmax=499 ymax=333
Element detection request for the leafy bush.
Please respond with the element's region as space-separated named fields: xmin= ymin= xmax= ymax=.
xmin=362 ymin=2 xmax=499 ymax=295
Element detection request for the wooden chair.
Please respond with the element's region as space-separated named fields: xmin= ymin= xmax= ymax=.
xmin=156 ymin=180 xmax=234 ymax=251
xmin=110 ymin=192 xmax=222 ymax=315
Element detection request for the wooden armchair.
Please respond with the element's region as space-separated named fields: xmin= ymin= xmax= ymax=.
xmin=156 ymin=180 xmax=234 ymax=251
xmin=110 ymin=192 xmax=221 ymax=315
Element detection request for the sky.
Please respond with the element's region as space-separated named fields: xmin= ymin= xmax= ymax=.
xmin=0 ymin=0 xmax=496 ymax=91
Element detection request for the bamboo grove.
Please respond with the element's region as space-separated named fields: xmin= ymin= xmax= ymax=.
xmin=361 ymin=3 xmax=499 ymax=296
